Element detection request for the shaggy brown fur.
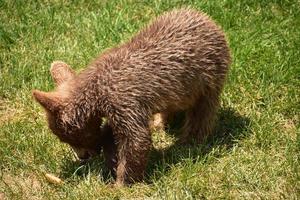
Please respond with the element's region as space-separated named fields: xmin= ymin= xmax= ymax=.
xmin=33 ymin=8 xmax=231 ymax=185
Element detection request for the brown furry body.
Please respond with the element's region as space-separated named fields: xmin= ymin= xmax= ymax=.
xmin=33 ymin=8 xmax=231 ymax=185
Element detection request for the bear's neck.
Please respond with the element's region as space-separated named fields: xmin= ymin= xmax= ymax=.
xmin=64 ymin=66 xmax=110 ymax=129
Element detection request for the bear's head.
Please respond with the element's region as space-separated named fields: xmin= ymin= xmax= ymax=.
xmin=32 ymin=61 xmax=104 ymax=161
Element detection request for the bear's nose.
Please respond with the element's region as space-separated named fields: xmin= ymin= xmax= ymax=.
xmin=78 ymin=151 xmax=91 ymax=160
xmin=71 ymin=146 xmax=92 ymax=162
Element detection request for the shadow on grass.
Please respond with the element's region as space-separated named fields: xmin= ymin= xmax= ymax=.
xmin=146 ymin=107 xmax=251 ymax=183
xmin=58 ymin=107 xmax=250 ymax=184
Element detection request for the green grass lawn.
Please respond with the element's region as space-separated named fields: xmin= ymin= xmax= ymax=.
xmin=0 ymin=0 xmax=299 ymax=199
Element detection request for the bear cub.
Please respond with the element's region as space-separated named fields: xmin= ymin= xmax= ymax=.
xmin=33 ymin=8 xmax=231 ymax=185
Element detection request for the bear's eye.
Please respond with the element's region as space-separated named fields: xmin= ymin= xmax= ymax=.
xmin=58 ymin=137 xmax=67 ymax=143
xmin=57 ymin=135 xmax=75 ymax=145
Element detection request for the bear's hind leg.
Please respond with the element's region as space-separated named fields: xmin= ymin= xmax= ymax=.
xmin=180 ymin=92 xmax=220 ymax=144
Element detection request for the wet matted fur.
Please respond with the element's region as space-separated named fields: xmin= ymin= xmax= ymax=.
xmin=33 ymin=8 xmax=231 ymax=185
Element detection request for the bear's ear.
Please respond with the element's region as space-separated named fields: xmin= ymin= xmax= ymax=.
xmin=50 ymin=61 xmax=75 ymax=86
xmin=32 ymin=90 xmax=61 ymax=112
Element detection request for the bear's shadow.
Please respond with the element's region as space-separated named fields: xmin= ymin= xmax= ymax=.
xmin=59 ymin=107 xmax=250 ymax=184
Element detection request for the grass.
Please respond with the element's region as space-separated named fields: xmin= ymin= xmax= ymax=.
xmin=0 ymin=0 xmax=299 ymax=199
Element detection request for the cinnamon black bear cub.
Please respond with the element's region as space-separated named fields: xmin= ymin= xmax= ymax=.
xmin=33 ymin=8 xmax=231 ymax=186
